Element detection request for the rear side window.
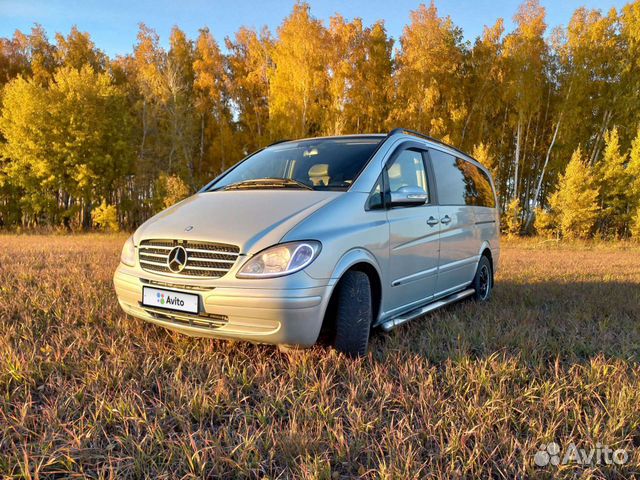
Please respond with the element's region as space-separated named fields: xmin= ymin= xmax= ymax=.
xmin=429 ymin=149 xmax=495 ymax=207
xmin=461 ymin=161 xmax=496 ymax=207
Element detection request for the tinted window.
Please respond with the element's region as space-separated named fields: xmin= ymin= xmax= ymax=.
xmin=462 ymin=161 xmax=496 ymax=207
xmin=429 ymin=149 xmax=495 ymax=207
xmin=429 ymin=149 xmax=467 ymax=205
xmin=387 ymin=149 xmax=429 ymax=199
xmin=367 ymin=173 xmax=384 ymax=210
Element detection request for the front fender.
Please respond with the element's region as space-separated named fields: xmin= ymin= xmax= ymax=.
xmin=323 ymin=247 xmax=384 ymax=325
xmin=330 ymin=247 xmax=382 ymax=281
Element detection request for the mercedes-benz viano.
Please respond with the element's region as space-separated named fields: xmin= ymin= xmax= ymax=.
xmin=114 ymin=129 xmax=500 ymax=356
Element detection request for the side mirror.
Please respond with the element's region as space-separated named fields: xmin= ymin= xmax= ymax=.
xmin=389 ymin=186 xmax=428 ymax=207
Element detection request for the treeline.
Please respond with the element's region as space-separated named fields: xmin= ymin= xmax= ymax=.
xmin=1 ymin=1 xmax=640 ymax=238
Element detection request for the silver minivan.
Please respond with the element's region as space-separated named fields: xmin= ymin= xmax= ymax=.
xmin=114 ymin=129 xmax=500 ymax=356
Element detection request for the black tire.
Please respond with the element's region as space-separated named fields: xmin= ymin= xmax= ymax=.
xmin=472 ymin=255 xmax=493 ymax=302
xmin=333 ymin=270 xmax=372 ymax=357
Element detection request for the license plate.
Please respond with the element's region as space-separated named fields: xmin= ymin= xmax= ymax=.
xmin=142 ymin=287 xmax=199 ymax=314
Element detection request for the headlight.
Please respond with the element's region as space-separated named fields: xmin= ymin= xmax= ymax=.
xmin=237 ymin=241 xmax=321 ymax=278
xmin=120 ymin=235 xmax=136 ymax=267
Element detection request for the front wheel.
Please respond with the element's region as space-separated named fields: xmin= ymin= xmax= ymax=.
xmin=471 ymin=255 xmax=493 ymax=301
xmin=333 ymin=270 xmax=372 ymax=357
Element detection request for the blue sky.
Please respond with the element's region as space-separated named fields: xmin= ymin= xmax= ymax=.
xmin=0 ymin=0 xmax=628 ymax=56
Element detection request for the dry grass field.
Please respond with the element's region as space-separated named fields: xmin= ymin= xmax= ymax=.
xmin=1 ymin=234 xmax=639 ymax=478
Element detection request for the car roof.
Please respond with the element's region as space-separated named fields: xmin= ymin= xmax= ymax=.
xmin=266 ymin=131 xmax=486 ymax=175
xmin=267 ymin=134 xmax=386 ymax=146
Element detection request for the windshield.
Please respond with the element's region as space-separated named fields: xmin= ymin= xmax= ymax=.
xmin=207 ymin=137 xmax=382 ymax=191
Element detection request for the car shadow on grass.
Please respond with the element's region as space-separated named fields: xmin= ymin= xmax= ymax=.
xmin=370 ymin=280 xmax=640 ymax=365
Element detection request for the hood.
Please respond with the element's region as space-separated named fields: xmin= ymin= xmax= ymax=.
xmin=134 ymin=190 xmax=341 ymax=253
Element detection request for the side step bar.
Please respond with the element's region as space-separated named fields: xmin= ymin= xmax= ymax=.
xmin=379 ymin=288 xmax=475 ymax=332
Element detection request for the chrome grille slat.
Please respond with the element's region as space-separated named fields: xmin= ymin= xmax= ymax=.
xmin=182 ymin=265 xmax=230 ymax=272
xmin=187 ymin=257 xmax=236 ymax=264
xmin=139 ymin=252 xmax=167 ymax=259
xmin=184 ymin=248 xmax=238 ymax=256
xmin=139 ymin=245 xmax=174 ymax=251
xmin=139 ymin=239 xmax=240 ymax=278
xmin=140 ymin=258 xmax=167 ymax=267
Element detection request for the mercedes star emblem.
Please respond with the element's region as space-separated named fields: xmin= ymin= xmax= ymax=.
xmin=167 ymin=246 xmax=188 ymax=273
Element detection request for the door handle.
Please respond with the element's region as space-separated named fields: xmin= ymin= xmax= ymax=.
xmin=427 ymin=216 xmax=439 ymax=227
xmin=440 ymin=215 xmax=452 ymax=225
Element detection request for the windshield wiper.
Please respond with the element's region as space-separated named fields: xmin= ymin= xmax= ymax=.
xmin=217 ymin=178 xmax=314 ymax=191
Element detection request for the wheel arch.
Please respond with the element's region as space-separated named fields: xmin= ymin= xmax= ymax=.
xmin=320 ymin=250 xmax=383 ymax=340
xmin=478 ymin=241 xmax=494 ymax=282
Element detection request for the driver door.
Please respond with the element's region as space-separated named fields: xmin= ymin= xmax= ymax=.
xmin=385 ymin=147 xmax=441 ymax=316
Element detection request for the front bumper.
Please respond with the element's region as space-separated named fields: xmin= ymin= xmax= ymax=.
xmin=113 ymin=264 xmax=333 ymax=346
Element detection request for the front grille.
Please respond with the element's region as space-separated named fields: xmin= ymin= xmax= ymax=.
xmin=138 ymin=239 xmax=240 ymax=278
xmin=142 ymin=305 xmax=228 ymax=329
xmin=141 ymin=278 xmax=211 ymax=292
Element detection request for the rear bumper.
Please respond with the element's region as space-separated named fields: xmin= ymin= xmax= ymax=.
xmin=113 ymin=264 xmax=333 ymax=346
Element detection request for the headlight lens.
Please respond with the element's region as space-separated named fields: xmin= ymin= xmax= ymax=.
xmin=237 ymin=241 xmax=321 ymax=278
xmin=120 ymin=235 xmax=136 ymax=267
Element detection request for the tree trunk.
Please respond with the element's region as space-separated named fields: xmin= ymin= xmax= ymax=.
xmin=513 ymin=118 xmax=522 ymax=201
xmin=589 ymin=109 xmax=612 ymax=166
xmin=525 ymin=115 xmax=562 ymax=229
xmin=199 ymin=114 xmax=205 ymax=178
xmin=140 ymin=98 xmax=147 ymax=161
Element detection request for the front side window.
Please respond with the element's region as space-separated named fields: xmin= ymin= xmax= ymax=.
xmin=386 ymin=149 xmax=429 ymax=200
xmin=367 ymin=173 xmax=385 ymax=210
xmin=207 ymin=137 xmax=381 ymax=192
